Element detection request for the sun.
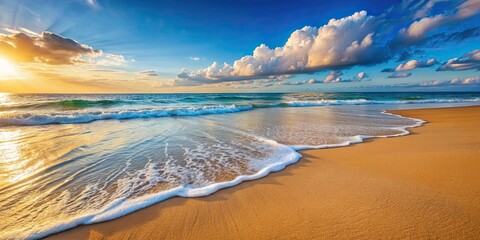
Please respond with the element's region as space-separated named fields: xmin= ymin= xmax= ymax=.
xmin=0 ymin=57 xmax=18 ymax=79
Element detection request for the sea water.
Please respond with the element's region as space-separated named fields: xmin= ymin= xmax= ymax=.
xmin=0 ymin=92 xmax=478 ymax=239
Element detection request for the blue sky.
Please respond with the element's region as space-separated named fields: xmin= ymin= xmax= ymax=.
xmin=0 ymin=0 xmax=479 ymax=92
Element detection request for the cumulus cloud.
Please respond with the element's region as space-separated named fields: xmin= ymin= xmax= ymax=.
xmin=322 ymin=70 xmax=367 ymax=83
xmin=397 ymin=0 xmax=480 ymax=44
xmin=177 ymin=11 xmax=387 ymax=83
xmin=395 ymin=58 xmax=438 ymax=71
xmin=398 ymin=14 xmax=446 ymax=42
xmin=388 ymin=72 xmax=412 ymax=78
xmin=172 ymin=1 xmax=479 ymax=86
xmin=340 ymin=71 xmax=369 ymax=82
xmin=268 ymin=74 xmax=292 ymax=81
xmin=276 ymin=70 xmax=367 ymax=86
xmin=323 ymin=71 xmax=343 ymax=83
xmin=0 ymin=31 xmax=101 ymax=64
xmin=418 ymin=76 xmax=480 ymax=86
xmin=357 ymin=71 xmax=367 ymax=79
xmin=461 ymin=76 xmax=480 ymax=84
xmin=139 ymin=70 xmax=158 ymax=76
xmin=0 ymin=30 xmax=125 ymax=66
xmin=436 ymin=49 xmax=480 ymax=71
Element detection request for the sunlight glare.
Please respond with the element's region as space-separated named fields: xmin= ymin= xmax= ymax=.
xmin=0 ymin=57 xmax=18 ymax=79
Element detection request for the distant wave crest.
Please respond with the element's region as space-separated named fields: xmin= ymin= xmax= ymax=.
xmin=0 ymin=105 xmax=253 ymax=127
xmin=0 ymin=99 xmax=125 ymax=111
xmin=1 ymin=98 xmax=479 ymax=127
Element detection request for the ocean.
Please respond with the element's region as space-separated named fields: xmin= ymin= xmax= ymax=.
xmin=0 ymin=92 xmax=479 ymax=239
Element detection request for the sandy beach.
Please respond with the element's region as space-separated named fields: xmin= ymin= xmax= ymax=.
xmin=48 ymin=106 xmax=480 ymax=239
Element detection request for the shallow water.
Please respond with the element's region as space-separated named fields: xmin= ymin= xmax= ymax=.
xmin=0 ymin=92 xmax=478 ymax=239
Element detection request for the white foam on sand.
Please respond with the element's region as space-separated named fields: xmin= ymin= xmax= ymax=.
xmin=291 ymin=111 xmax=425 ymax=150
xmin=14 ymin=136 xmax=300 ymax=239
xmin=10 ymin=111 xmax=426 ymax=240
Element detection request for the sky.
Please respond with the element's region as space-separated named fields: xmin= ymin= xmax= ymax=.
xmin=0 ymin=0 xmax=479 ymax=93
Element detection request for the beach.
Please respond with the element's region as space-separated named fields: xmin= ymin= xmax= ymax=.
xmin=1 ymin=0 xmax=480 ymax=238
xmin=47 ymin=106 xmax=480 ymax=239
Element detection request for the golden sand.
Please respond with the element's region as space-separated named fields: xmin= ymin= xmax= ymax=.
xmin=48 ymin=106 xmax=480 ymax=239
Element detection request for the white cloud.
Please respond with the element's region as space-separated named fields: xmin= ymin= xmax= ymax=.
xmin=268 ymin=74 xmax=292 ymax=81
xmin=388 ymin=72 xmax=412 ymax=78
xmin=399 ymin=14 xmax=446 ymax=41
xmin=278 ymin=80 xmax=309 ymax=86
xmin=189 ymin=57 xmax=203 ymax=61
xmin=86 ymin=0 xmax=99 ymax=8
xmin=138 ymin=70 xmax=158 ymax=76
xmin=277 ymin=71 xmax=367 ymax=86
xmin=172 ymin=1 xmax=480 ymax=86
xmin=437 ymin=49 xmax=480 ymax=71
xmin=398 ymin=0 xmax=480 ymax=43
xmin=357 ymin=71 xmax=367 ymax=79
xmin=454 ymin=0 xmax=480 ymax=19
xmin=419 ymin=76 xmax=480 ymax=86
xmin=0 ymin=31 xmax=101 ymax=65
xmin=323 ymin=71 xmax=343 ymax=83
xmin=323 ymin=71 xmax=369 ymax=83
xmin=177 ymin=11 xmax=386 ymax=83
xmin=413 ymin=0 xmax=448 ymax=19
xmin=0 ymin=30 xmax=128 ymax=66
xmin=395 ymin=58 xmax=438 ymax=71
xmin=340 ymin=71 xmax=369 ymax=82
xmin=95 ymin=54 xmax=128 ymax=66
xmin=462 ymin=76 xmax=480 ymax=84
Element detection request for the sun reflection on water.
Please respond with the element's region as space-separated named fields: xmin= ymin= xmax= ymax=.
xmin=0 ymin=93 xmax=15 ymax=111
xmin=0 ymin=92 xmax=10 ymax=102
xmin=0 ymin=130 xmax=21 ymax=182
xmin=0 ymin=129 xmax=42 ymax=184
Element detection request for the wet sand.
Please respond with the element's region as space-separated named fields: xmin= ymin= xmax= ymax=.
xmin=48 ymin=106 xmax=480 ymax=239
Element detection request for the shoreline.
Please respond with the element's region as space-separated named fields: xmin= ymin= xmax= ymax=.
xmin=48 ymin=106 xmax=480 ymax=239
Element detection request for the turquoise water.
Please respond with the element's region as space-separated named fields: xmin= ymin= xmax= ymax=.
xmin=0 ymin=92 xmax=479 ymax=126
xmin=0 ymin=92 xmax=478 ymax=239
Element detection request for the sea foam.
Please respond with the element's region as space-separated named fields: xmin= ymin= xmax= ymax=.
xmin=0 ymin=98 xmax=477 ymax=127
xmin=4 ymin=111 xmax=426 ymax=240
xmin=0 ymin=104 xmax=253 ymax=127
xmin=10 ymin=137 xmax=301 ymax=239
xmin=1 ymin=92 xmax=476 ymax=239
